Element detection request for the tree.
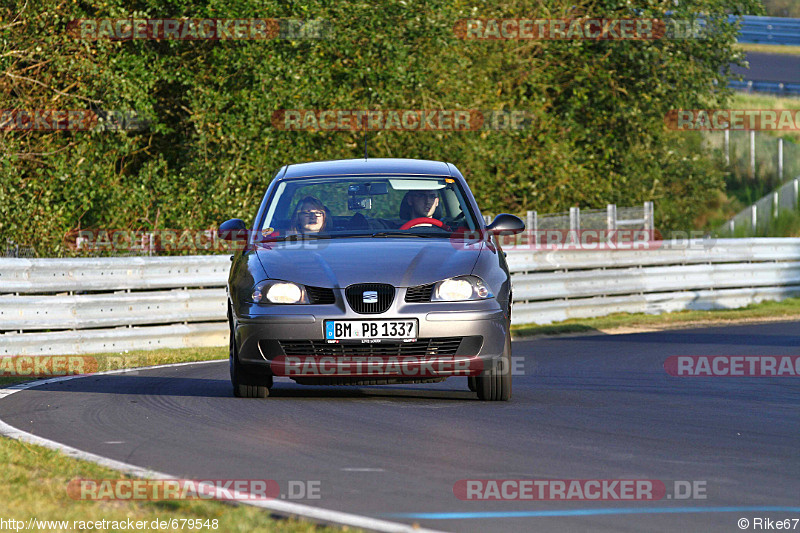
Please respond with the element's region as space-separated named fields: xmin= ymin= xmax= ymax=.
xmin=0 ymin=0 xmax=762 ymax=255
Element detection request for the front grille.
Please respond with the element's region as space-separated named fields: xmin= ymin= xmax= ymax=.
xmin=278 ymin=337 xmax=466 ymax=357
xmin=305 ymin=285 xmax=336 ymax=304
xmin=345 ymin=283 xmax=394 ymax=314
xmin=405 ymin=283 xmax=435 ymax=302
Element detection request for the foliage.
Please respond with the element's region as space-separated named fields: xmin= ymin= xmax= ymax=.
xmin=0 ymin=0 xmax=762 ymax=255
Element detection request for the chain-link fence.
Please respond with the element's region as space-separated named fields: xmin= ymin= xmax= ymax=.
xmin=485 ymin=203 xmax=653 ymax=232
xmin=482 ymin=202 xmax=656 ymax=247
xmin=706 ymin=131 xmax=800 ymax=192
xmin=706 ymin=130 xmax=800 ymax=236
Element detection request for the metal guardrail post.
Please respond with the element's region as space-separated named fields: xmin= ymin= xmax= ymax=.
xmin=795 ymin=178 xmax=799 ymax=210
xmin=606 ymin=204 xmax=617 ymax=231
xmin=750 ymin=130 xmax=756 ymax=179
xmin=773 ymin=191 xmax=779 ymax=219
xmin=569 ymin=207 xmax=580 ymax=232
xmin=644 ymin=201 xmax=654 ymax=232
xmin=724 ymin=130 xmax=730 ymax=166
xmin=778 ymin=138 xmax=784 ymax=182
xmin=751 ymin=205 xmax=757 ymax=234
xmin=526 ymin=210 xmax=537 ymax=234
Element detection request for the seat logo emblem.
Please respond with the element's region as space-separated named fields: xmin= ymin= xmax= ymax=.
xmin=363 ymin=291 xmax=378 ymax=304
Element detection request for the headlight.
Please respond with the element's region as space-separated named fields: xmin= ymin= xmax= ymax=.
xmin=432 ymin=276 xmax=493 ymax=301
xmin=251 ymin=281 xmax=309 ymax=304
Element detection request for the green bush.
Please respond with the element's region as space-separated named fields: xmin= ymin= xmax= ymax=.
xmin=0 ymin=0 xmax=762 ymax=255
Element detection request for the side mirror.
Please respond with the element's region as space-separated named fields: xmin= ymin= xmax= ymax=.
xmin=218 ymin=218 xmax=248 ymax=241
xmin=486 ymin=213 xmax=525 ymax=235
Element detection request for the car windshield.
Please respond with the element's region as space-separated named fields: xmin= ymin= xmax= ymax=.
xmin=259 ymin=176 xmax=480 ymax=239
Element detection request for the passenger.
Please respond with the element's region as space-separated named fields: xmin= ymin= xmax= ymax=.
xmin=290 ymin=196 xmax=330 ymax=234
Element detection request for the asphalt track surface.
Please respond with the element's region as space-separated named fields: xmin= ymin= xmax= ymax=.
xmin=1 ymin=321 xmax=799 ymax=532
xmin=732 ymin=52 xmax=800 ymax=84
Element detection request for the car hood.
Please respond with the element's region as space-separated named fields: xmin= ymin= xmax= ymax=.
xmin=255 ymin=237 xmax=484 ymax=288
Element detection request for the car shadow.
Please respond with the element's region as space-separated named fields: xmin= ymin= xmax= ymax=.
xmin=20 ymin=375 xmax=233 ymax=397
xmin=268 ymin=383 xmax=478 ymax=401
xmin=19 ymin=374 xmax=481 ymax=401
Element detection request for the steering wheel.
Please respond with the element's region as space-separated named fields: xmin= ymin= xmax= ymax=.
xmin=399 ymin=217 xmax=445 ymax=230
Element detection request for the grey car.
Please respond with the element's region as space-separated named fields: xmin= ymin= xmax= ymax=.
xmin=219 ymin=158 xmax=524 ymax=401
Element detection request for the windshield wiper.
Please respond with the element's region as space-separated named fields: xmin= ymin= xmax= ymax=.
xmin=265 ymin=233 xmax=332 ymax=242
xmin=371 ymin=231 xmax=441 ymax=238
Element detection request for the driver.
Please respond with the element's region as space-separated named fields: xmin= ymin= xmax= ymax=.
xmin=289 ymin=196 xmax=330 ymax=234
xmin=400 ymin=190 xmax=440 ymax=222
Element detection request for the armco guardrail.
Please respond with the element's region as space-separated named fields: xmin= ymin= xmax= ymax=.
xmin=0 ymin=256 xmax=230 ymax=356
xmin=729 ymin=80 xmax=800 ymax=97
xmin=0 ymin=255 xmax=230 ymax=293
xmin=736 ymin=15 xmax=800 ymax=46
xmin=1 ymin=238 xmax=800 ymax=355
xmin=507 ymin=238 xmax=800 ymax=325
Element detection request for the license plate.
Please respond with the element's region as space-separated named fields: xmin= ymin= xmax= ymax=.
xmin=325 ymin=320 xmax=417 ymax=340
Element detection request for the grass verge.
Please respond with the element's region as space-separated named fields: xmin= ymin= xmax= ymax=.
xmin=729 ymin=93 xmax=800 ymax=143
xmin=0 ymin=346 xmax=226 ymax=388
xmin=0 ymin=435 xmax=343 ymax=532
xmin=0 ymin=346 xmax=350 ymax=533
xmin=731 ymin=92 xmax=800 ymax=111
xmin=512 ymin=296 xmax=800 ymax=337
xmin=735 ymin=43 xmax=800 ymax=56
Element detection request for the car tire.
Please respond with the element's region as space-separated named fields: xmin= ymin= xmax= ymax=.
xmin=476 ymin=333 xmax=512 ymax=401
xmin=229 ymin=313 xmax=272 ymax=398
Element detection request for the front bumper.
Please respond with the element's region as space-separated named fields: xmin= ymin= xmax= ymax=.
xmin=233 ymin=294 xmax=508 ymax=378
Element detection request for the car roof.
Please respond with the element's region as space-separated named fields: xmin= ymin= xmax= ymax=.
xmin=280 ymin=158 xmax=454 ymax=179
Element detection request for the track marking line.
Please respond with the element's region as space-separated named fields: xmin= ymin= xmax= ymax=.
xmin=388 ymin=506 xmax=800 ymax=519
xmin=0 ymin=360 xmax=445 ymax=533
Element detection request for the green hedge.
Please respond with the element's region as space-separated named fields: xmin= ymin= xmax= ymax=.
xmin=0 ymin=0 xmax=761 ymax=255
